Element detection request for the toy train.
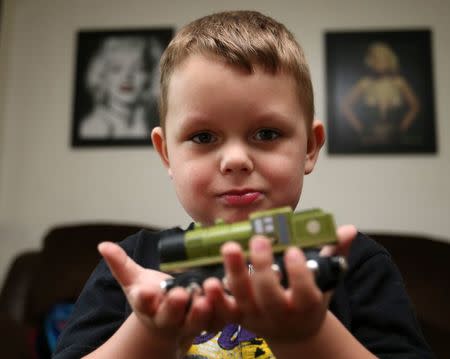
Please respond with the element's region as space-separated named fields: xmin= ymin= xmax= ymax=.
xmin=158 ymin=207 xmax=347 ymax=292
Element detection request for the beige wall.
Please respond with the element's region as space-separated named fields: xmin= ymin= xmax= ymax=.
xmin=0 ymin=0 xmax=8 ymax=221
xmin=1 ymin=0 xmax=449 ymax=284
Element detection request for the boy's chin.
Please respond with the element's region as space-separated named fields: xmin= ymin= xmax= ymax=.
xmin=213 ymin=207 xmax=262 ymax=225
xmin=198 ymin=203 xmax=293 ymax=226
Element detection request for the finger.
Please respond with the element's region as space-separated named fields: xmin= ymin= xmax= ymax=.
xmin=128 ymin=285 xmax=162 ymax=317
xmin=221 ymin=241 xmax=255 ymax=313
xmin=249 ymin=237 xmax=286 ymax=312
xmin=284 ymin=246 xmax=322 ymax=311
xmin=154 ymin=287 xmax=190 ymax=328
xmin=319 ymin=224 xmax=357 ymax=257
xmin=249 ymin=236 xmax=274 ymax=270
xmin=319 ymin=244 xmax=335 ymax=257
xmin=184 ymin=295 xmax=213 ymax=336
xmin=322 ymin=291 xmax=333 ymax=307
xmin=203 ymin=277 xmax=239 ymax=329
xmin=98 ymin=242 xmax=143 ymax=287
xmin=336 ymin=225 xmax=357 ymax=256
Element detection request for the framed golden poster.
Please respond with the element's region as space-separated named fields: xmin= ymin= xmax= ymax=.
xmin=326 ymin=29 xmax=437 ymax=154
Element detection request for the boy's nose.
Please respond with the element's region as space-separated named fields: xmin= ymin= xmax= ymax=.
xmin=219 ymin=144 xmax=254 ymax=174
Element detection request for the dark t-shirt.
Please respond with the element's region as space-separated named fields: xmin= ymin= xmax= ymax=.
xmin=54 ymin=228 xmax=434 ymax=358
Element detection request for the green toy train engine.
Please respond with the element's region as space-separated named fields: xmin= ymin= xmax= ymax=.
xmin=159 ymin=207 xmax=347 ymax=292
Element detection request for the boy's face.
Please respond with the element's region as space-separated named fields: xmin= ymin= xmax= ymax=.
xmin=152 ymin=54 xmax=323 ymax=225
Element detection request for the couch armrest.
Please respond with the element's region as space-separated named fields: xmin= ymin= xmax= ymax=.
xmin=0 ymin=251 xmax=40 ymax=323
xmin=369 ymin=233 xmax=450 ymax=359
xmin=0 ymin=312 xmax=33 ymax=358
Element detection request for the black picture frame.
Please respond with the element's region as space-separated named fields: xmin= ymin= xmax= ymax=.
xmin=325 ymin=29 xmax=437 ymax=154
xmin=71 ymin=28 xmax=173 ymax=147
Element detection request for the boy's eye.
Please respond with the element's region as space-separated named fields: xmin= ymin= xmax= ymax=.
xmin=253 ymin=129 xmax=280 ymax=141
xmin=190 ymin=132 xmax=217 ymax=144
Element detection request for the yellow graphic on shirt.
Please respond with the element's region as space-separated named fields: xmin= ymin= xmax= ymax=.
xmin=186 ymin=325 xmax=275 ymax=358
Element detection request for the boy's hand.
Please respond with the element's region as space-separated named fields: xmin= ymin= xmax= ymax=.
xmin=216 ymin=225 xmax=357 ymax=346
xmin=97 ymin=242 xmax=216 ymax=352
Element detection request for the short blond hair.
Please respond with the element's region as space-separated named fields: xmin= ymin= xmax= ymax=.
xmin=159 ymin=10 xmax=314 ymax=130
xmin=365 ymin=42 xmax=399 ymax=72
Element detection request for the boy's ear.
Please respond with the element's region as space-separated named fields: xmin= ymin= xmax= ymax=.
xmin=304 ymin=119 xmax=325 ymax=174
xmin=151 ymin=127 xmax=173 ymax=177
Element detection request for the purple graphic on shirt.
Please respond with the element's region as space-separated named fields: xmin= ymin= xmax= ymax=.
xmin=193 ymin=331 xmax=216 ymax=344
xmin=193 ymin=324 xmax=256 ymax=350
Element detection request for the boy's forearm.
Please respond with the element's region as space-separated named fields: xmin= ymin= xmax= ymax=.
xmin=268 ymin=311 xmax=377 ymax=359
xmin=82 ymin=313 xmax=182 ymax=359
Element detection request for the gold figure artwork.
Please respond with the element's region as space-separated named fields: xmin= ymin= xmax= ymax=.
xmin=341 ymin=42 xmax=420 ymax=145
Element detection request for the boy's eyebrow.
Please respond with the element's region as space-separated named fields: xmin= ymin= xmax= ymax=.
xmin=172 ymin=112 xmax=300 ymax=139
xmin=178 ymin=111 xmax=292 ymax=126
xmin=173 ymin=115 xmax=213 ymax=134
xmin=253 ymin=111 xmax=300 ymax=124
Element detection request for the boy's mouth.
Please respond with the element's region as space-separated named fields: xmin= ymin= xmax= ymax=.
xmin=220 ymin=190 xmax=262 ymax=206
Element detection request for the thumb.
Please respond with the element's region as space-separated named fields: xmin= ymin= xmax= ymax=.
xmin=335 ymin=224 xmax=357 ymax=257
xmin=320 ymin=224 xmax=357 ymax=257
xmin=98 ymin=241 xmax=143 ymax=288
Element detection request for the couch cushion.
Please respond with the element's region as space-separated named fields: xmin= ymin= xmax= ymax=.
xmin=25 ymin=223 xmax=157 ymax=324
xmin=0 ymin=251 xmax=40 ymax=323
xmin=370 ymin=233 xmax=450 ymax=359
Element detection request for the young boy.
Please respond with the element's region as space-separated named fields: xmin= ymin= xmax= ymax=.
xmin=54 ymin=11 xmax=433 ymax=358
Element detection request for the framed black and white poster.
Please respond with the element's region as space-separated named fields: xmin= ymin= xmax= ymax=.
xmin=71 ymin=28 xmax=173 ymax=147
xmin=326 ymin=29 xmax=437 ymax=154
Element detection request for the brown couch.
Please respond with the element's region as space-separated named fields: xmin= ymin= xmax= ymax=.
xmin=0 ymin=223 xmax=158 ymax=358
xmin=368 ymin=233 xmax=450 ymax=359
xmin=1 ymin=227 xmax=449 ymax=358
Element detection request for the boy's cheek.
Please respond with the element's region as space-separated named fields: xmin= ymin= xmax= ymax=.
xmin=178 ymin=163 xmax=217 ymax=196
xmin=174 ymin=169 xmax=211 ymax=195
